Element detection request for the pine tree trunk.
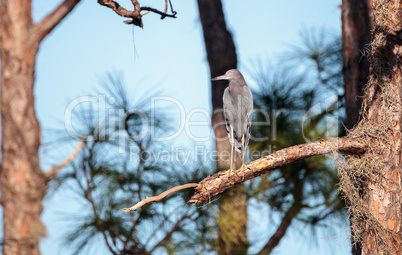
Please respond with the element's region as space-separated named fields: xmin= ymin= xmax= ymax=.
xmin=0 ymin=1 xmax=46 ymax=254
xmin=352 ymin=0 xmax=402 ymax=253
xmin=342 ymin=0 xmax=373 ymax=130
xmin=197 ymin=0 xmax=248 ymax=254
xmin=341 ymin=1 xmax=373 ymax=254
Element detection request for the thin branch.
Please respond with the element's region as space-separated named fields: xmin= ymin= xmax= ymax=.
xmin=257 ymin=174 xmax=304 ymax=254
xmin=257 ymin=199 xmax=303 ymax=255
xmin=164 ymin=0 xmax=168 ymax=14
xmin=83 ymin=142 xmax=118 ymax=255
xmin=189 ymin=136 xmax=367 ymax=205
xmin=122 ymin=183 xmax=199 ymax=212
xmin=140 ymin=6 xmax=177 ymax=19
xmin=33 ymin=0 xmax=81 ymax=43
xmin=144 ymin=206 xmax=181 ymax=245
xmin=97 ymin=0 xmax=177 ymax=27
xmin=45 ymin=140 xmax=85 ymax=179
xmin=147 ymin=208 xmax=193 ymax=253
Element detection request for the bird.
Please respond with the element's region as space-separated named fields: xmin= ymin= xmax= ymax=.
xmin=211 ymin=69 xmax=253 ymax=180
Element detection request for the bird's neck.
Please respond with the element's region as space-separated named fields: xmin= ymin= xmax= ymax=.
xmin=229 ymin=80 xmax=245 ymax=94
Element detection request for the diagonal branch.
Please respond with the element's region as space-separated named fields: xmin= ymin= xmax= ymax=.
xmin=147 ymin=208 xmax=193 ymax=254
xmin=122 ymin=183 xmax=199 ymax=212
xmin=257 ymin=177 xmax=305 ymax=254
xmin=33 ymin=0 xmax=81 ymax=43
xmin=189 ymin=136 xmax=367 ymax=205
xmin=123 ymin=136 xmax=368 ymax=211
xmin=45 ymin=140 xmax=85 ymax=180
xmin=257 ymin=201 xmax=303 ymax=255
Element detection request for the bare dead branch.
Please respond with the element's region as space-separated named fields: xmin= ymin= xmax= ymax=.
xmin=45 ymin=140 xmax=85 ymax=180
xmin=98 ymin=0 xmax=142 ymax=26
xmin=123 ymin=136 xmax=367 ymax=212
xmin=122 ymin=183 xmax=199 ymax=212
xmin=140 ymin=6 xmax=177 ymax=19
xmin=97 ymin=0 xmax=176 ymax=27
xmin=164 ymin=0 xmax=168 ymax=14
xmin=188 ymin=136 xmax=368 ymax=205
xmin=33 ymin=0 xmax=81 ymax=43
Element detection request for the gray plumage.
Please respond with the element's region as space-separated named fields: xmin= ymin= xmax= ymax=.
xmin=212 ymin=69 xmax=253 ymax=176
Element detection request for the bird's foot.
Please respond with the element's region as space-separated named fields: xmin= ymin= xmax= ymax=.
xmin=228 ymin=168 xmax=233 ymax=178
xmin=241 ymin=164 xmax=245 ymax=181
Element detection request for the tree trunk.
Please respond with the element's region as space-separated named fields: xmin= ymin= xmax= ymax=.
xmin=342 ymin=0 xmax=373 ymax=130
xmin=348 ymin=0 xmax=402 ymax=254
xmin=0 ymin=0 xmax=80 ymax=253
xmin=341 ymin=1 xmax=373 ymax=254
xmin=0 ymin=1 xmax=46 ymax=254
xmin=196 ymin=0 xmax=248 ymax=254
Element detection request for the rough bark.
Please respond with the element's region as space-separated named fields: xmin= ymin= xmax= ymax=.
xmin=196 ymin=1 xmax=248 ymax=254
xmin=342 ymin=0 xmax=373 ymax=130
xmin=189 ymin=137 xmax=367 ymax=205
xmin=341 ymin=1 xmax=373 ymax=254
xmin=355 ymin=0 xmax=402 ymax=253
xmin=0 ymin=1 xmax=80 ymax=254
xmin=0 ymin=3 xmax=43 ymax=254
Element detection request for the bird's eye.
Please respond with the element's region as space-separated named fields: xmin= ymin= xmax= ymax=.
xmin=229 ymin=73 xmax=233 ymax=77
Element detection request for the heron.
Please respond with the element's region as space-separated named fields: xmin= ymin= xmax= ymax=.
xmin=211 ymin=69 xmax=253 ymax=180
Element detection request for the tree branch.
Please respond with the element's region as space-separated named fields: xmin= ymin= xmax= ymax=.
xmin=97 ymin=0 xmax=177 ymax=27
xmin=122 ymin=183 xmax=199 ymax=212
xmin=33 ymin=0 xmax=81 ymax=43
xmin=98 ymin=0 xmax=142 ymax=26
xmin=257 ymin=178 xmax=304 ymax=254
xmin=123 ymin=137 xmax=367 ymax=211
xmin=45 ymin=140 xmax=85 ymax=180
xmin=189 ymin=136 xmax=367 ymax=205
xmin=140 ymin=7 xmax=177 ymax=19
xmin=147 ymin=208 xmax=193 ymax=253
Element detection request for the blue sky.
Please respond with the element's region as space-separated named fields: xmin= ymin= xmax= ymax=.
xmin=31 ymin=0 xmax=349 ymax=254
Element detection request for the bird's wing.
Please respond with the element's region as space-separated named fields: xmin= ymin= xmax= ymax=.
xmin=222 ymin=87 xmax=233 ymax=137
xmin=242 ymin=86 xmax=254 ymax=148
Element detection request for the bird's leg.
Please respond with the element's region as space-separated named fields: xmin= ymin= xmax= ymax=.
xmin=229 ymin=126 xmax=234 ymax=177
xmin=241 ymin=135 xmax=245 ymax=181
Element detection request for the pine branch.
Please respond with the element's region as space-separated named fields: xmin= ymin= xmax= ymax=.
xmin=189 ymin=136 xmax=367 ymax=205
xmin=33 ymin=0 xmax=81 ymax=43
xmin=45 ymin=140 xmax=85 ymax=180
xmin=147 ymin=208 xmax=193 ymax=253
xmin=123 ymin=136 xmax=367 ymax=211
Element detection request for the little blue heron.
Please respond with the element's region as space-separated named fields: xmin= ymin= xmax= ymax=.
xmin=212 ymin=69 xmax=253 ymax=179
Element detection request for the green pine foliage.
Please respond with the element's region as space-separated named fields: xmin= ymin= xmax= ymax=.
xmin=56 ymin=30 xmax=347 ymax=254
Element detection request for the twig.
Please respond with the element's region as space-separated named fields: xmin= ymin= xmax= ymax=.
xmin=97 ymin=0 xmax=177 ymax=27
xmin=45 ymin=140 xmax=85 ymax=179
xmin=141 ymin=7 xmax=177 ymax=19
xmin=122 ymin=183 xmax=199 ymax=212
xmin=33 ymin=0 xmax=81 ymax=43
xmin=147 ymin=208 xmax=193 ymax=253
xmin=164 ymin=0 xmax=168 ymax=14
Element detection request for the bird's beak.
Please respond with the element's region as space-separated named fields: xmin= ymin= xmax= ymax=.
xmin=211 ymin=74 xmax=229 ymax=81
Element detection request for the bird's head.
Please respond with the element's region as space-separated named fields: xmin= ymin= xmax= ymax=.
xmin=211 ymin=69 xmax=241 ymax=81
